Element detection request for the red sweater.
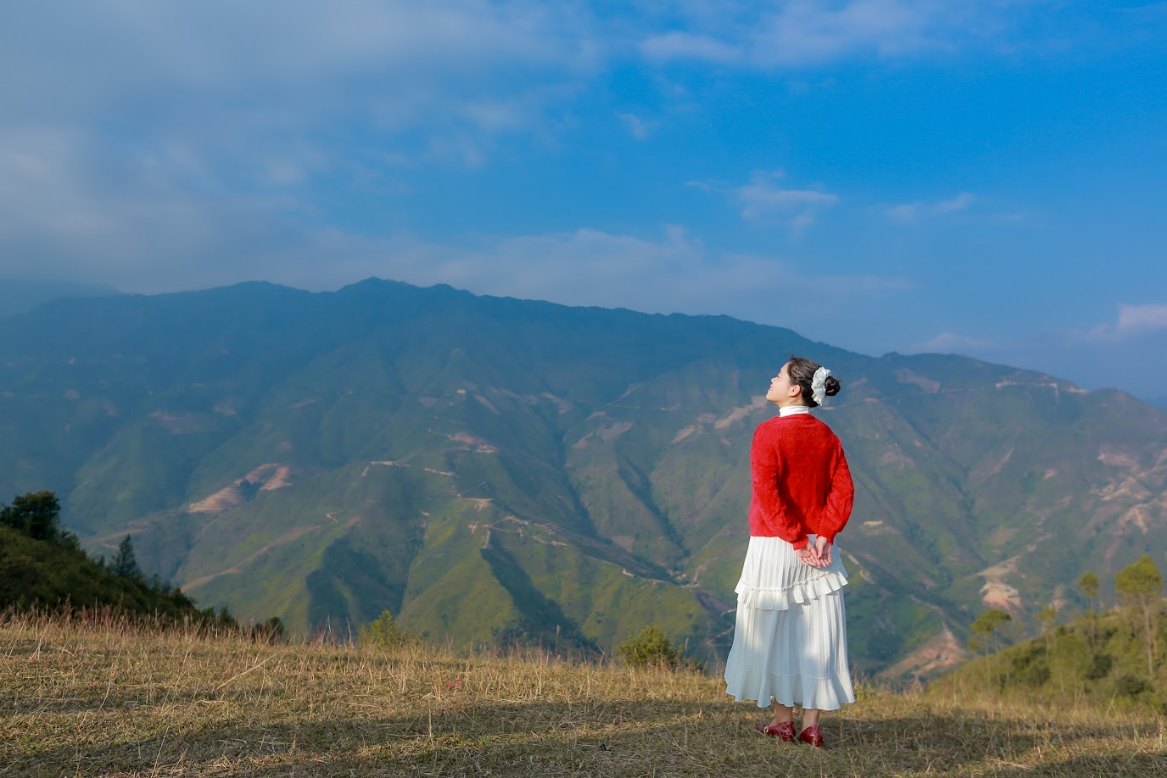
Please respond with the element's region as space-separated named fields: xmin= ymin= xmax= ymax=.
xmin=748 ymin=413 xmax=854 ymax=549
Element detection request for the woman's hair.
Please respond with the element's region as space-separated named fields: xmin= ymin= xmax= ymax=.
xmin=787 ymin=356 xmax=841 ymax=408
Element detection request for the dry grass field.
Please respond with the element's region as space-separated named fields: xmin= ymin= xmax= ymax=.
xmin=2 ymin=610 xmax=1165 ymax=777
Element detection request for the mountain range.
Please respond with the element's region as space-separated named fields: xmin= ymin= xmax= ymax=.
xmin=2 ymin=278 xmax=1164 ymax=678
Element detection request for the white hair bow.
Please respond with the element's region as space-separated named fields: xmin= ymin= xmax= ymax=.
xmin=812 ymin=367 xmax=831 ymax=406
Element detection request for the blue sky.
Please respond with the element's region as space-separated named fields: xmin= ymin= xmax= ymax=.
xmin=2 ymin=1 xmax=1166 ymax=398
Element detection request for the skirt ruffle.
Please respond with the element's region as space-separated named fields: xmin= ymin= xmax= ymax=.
xmin=724 ymin=535 xmax=855 ymax=711
xmin=733 ymin=534 xmax=848 ymax=610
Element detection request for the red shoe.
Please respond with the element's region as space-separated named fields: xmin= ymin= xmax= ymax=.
xmin=798 ymin=725 xmax=824 ymax=748
xmin=755 ymin=721 xmax=796 ymax=741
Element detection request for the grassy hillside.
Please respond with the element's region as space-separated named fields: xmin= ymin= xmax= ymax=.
xmin=940 ymin=603 xmax=1167 ymax=715
xmin=1 ymin=611 xmax=1164 ymax=776
xmin=0 ymin=526 xmax=213 ymax=625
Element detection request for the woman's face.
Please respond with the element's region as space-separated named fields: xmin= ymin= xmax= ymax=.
xmin=766 ymin=362 xmax=803 ymax=406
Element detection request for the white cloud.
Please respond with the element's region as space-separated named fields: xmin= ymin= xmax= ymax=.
xmin=0 ymin=151 xmax=913 ymax=319
xmin=0 ymin=1 xmax=614 ymax=291
xmin=907 ymin=331 xmax=994 ymax=354
xmin=694 ymin=170 xmax=839 ymax=228
xmin=0 ymin=126 xmax=328 ymax=292
xmin=639 ymin=0 xmax=1005 ymax=69
xmin=885 ymin=203 xmax=921 ymax=222
xmin=0 ymin=1 xmax=603 ymax=176
xmin=263 ymin=225 xmax=915 ymax=317
xmin=1082 ymin=304 xmax=1167 ymax=342
xmin=883 ymin=191 xmax=976 ymax=222
xmin=641 ymin=31 xmax=744 ymax=65
xmin=1117 ymin=304 xmax=1167 ymax=332
xmin=616 ymin=112 xmax=656 ymax=140
xmin=4 ymin=2 xmax=602 ymax=107
xmin=752 ymin=0 xmax=950 ymax=65
xmin=739 ymin=181 xmax=839 ymax=223
xmin=0 ymin=120 xmax=909 ymax=306
xmin=934 ymin=192 xmax=976 ymax=213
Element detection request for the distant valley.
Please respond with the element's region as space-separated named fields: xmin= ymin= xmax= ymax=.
xmin=2 ymin=278 xmax=1165 ymax=679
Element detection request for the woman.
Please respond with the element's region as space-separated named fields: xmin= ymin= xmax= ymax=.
xmin=723 ymin=356 xmax=855 ymax=748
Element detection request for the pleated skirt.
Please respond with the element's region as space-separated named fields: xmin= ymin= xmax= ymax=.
xmin=723 ymin=535 xmax=855 ymax=711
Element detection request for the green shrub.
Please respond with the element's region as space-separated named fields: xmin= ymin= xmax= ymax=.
xmin=359 ymin=611 xmax=413 ymax=649
xmin=1084 ymin=653 xmax=1114 ymax=681
xmin=247 ymin=616 xmax=286 ymax=644
xmin=1114 ymin=673 xmax=1150 ymax=697
xmin=618 ymin=626 xmax=680 ymax=670
xmin=1010 ymin=646 xmax=1051 ymax=688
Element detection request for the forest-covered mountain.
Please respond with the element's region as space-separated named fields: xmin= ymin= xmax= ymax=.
xmin=2 ymin=278 xmax=1165 ymax=677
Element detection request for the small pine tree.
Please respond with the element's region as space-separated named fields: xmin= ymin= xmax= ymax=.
xmin=216 ymin=605 xmax=236 ymax=628
xmin=618 ymin=626 xmax=680 ymax=670
xmin=111 ymin=535 xmax=143 ymax=581
xmin=360 ymin=611 xmax=412 ymax=649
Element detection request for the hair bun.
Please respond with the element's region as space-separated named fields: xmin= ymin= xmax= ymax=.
xmin=824 ymin=376 xmax=841 ymax=396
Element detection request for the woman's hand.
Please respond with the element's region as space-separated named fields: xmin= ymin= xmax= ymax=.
xmin=813 ymin=535 xmax=833 ymax=565
xmin=797 ymin=544 xmax=824 ymax=567
xmin=797 ymin=536 xmax=833 ymax=568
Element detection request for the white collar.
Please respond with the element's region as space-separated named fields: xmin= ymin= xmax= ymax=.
xmin=779 ymin=405 xmax=811 ymax=417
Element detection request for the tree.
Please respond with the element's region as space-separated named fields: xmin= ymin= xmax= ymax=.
xmin=1038 ymin=605 xmax=1058 ymax=663
xmin=0 ymin=491 xmax=64 ymax=542
xmin=970 ymin=609 xmax=1013 ymax=687
xmin=1038 ymin=605 xmax=1057 ymax=632
xmin=1048 ymin=631 xmax=1090 ymax=696
xmin=971 ymin=608 xmax=1013 ymax=651
xmin=1114 ymin=555 xmax=1163 ymax=676
xmin=1077 ymin=571 xmax=1099 ymax=610
xmin=1078 ymin=571 xmax=1100 ymax=647
xmin=111 ymin=535 xmax=143 ymax=581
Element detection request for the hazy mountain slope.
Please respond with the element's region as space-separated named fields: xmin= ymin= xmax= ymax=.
xmin=2 ymin=279 xmax=1164 ymax=675
xmin=0 ymin=278 xmax=120 ymax=320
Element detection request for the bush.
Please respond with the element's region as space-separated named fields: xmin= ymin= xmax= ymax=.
xmin=618 ymin=626 xmax=680 ymax=670
xmin=1114 ymin=673 xmax=1150 ymax=697
xmin=359 ymin=611 xmax=414 ymax=649
xmin=1084 ymin=653 xmax=1114 ymax=681
xmin=246 ymin=616 xmax=286 ymax=644
xmin=1010 ymin=647 xmax=1051 ymax=688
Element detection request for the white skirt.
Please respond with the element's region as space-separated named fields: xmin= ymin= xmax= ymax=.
xmin=723 ymin=535 xmax=855 ymax=711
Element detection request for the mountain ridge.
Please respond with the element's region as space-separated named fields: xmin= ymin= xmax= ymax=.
xmin=0 ymin=277 xmax=121 ymax=320
xmin=2 ymin=278 xmax=1164 ymax=677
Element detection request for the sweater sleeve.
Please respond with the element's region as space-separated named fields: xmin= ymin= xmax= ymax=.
xmin=817 ymin=443 xmax=854 ymax=544
xmin=751 ymin=424 xmax=809 ymax=550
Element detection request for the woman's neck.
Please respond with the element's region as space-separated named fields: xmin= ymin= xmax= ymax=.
xmin=779 ymin=404 xmax=811 ymax=417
